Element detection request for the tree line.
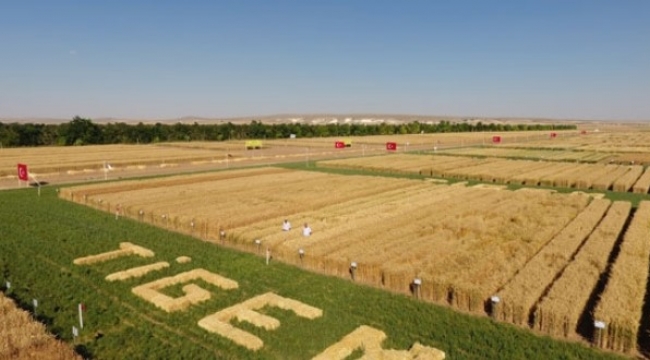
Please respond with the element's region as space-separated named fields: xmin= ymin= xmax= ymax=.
xmin=0 ymin=116 xmax=576 ymax=147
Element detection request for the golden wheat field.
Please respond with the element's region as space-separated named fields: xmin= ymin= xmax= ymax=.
xmin=19 ymin=127 xmax=650 ymax=357
xmin=0 ymin=130 xmax=576 ymax=181
xmin=320 ymin=153 xmax=648 ymax=193
xmin=60 ymin=164 xmax=649 ymax=346
xmin=502 ymin=131 xmax=650 ymax=152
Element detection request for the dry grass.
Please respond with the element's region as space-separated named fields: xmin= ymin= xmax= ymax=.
xmin=131 ymin=269 xmax=238 ymax=312
xmin=198 ymin=292 xmax=322 ymax=351
xmin=175 ymin=256 xmax=192 ymax=264
xmin=532 ymin=201 xmax=631 ymax=338
xmin=73 ymin=242 xmax=154 ymax=265
xmin=105 ymin=261 xmax=169 ymax=282
xmin=0 ymin=293 xmax=81 ymax=360
xmin=592 ymin=201 xmax=650 ymax=353
xmin=312 ymin=325 xmax=446 ymax=360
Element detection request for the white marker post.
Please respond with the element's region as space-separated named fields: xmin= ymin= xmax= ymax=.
xmin=594 ymin=320 xmax=606 ymax=347
xmin=266 ymin=248 xmax=271 ymax=265
xmin=78 ymin=303 xmax=85 ymax=329
xmin=32 ymin=299 xmax=38 ymax=316
xmin=412 ymin=278 xmax=422 ymax=299
xmin=28 ymin=172 xmax=41 ymax=196
xmin=490 ymin=296 xmax=501 ymax=319
xmin=5 ymin=281 xmax=10 ymax=290
xmin=350 ymin=262 xmax=357 ymax=281
xmin=72 ymin=326 xmax=79 ymax=344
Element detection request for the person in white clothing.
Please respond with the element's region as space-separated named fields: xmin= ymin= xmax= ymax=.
xmin=282 ymin=219 xmax=291 ymax=231
xmin=302 ymin=223 xmax=312 ymax=237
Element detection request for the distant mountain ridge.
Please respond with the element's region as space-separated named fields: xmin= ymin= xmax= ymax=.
xmin=0 ymin=114 xmax=601 ymax=125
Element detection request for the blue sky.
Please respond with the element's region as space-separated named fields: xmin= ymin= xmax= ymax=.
xmin=1 ymin=1 xmax=648 ymax=120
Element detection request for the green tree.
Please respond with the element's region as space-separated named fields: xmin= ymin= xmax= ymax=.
xmin=63 ymin=116 xmax=102 ymax=145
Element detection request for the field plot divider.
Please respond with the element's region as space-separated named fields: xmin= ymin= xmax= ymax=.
xmin=574 ymin=206 xmax=636 ymax=343
xmin=527 ymin=203 xmax=615 ymax=320
xmin=494 ymin=199 xmax=606 ymax=296
xmin=532 ymin=201 xmax=631 ymax=338
xmin=493 ymin=199 xmax=611 ymax=327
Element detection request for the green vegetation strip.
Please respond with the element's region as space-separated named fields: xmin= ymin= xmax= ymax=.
xmin=0 ymin=187 xmax=625 ymax=360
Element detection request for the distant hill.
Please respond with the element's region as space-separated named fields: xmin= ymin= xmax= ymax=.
xmin=0 ymin=114 xmax=601 ymax=125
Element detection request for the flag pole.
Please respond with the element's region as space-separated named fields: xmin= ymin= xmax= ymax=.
xmin=28 ymin=173 xmax=41 ymax=196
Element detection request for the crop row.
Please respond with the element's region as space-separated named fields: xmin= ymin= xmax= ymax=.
xmin=320 ymin=154 xmax=646 ymax=192
xmin=493 ymin=198 xmax=611 ymax=325
xmin=532 ymin=201 xmax=631 ymax=337
xmin=438 ymin=147 xmax=611 ymax=162
xmin=593 ymin=201 xmax=650 ymax=353
xmin=62 ymin=167 xmax=427 ymax=236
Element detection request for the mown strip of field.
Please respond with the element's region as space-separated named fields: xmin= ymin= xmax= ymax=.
xmin=0 ymin=187 xmax=625 ymax=360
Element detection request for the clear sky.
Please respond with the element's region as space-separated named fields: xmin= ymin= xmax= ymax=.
xmin=1 ymin=1 xmax=648 ymax=120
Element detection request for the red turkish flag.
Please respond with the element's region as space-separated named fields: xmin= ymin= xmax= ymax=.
xmin=17 ymin=163 xmax=28 ymax=181
xmin=386 ymin=142 xmax=397 ymax=151
xmin=550 ymin=132 xmax=557 ymax=138
xmin=492 ymin=136 xmax=501 ymax=144
xmin=335 ymin=141 xmax=345 ymax=149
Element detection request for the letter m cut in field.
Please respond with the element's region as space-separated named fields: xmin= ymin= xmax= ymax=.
xmin=17 ymin=163 xmax=28 ymax=181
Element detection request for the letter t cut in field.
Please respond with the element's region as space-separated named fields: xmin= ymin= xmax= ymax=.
xmin=17 ymin=163 xmax=28 ymax=181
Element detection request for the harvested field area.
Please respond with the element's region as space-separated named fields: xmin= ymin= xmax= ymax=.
xmin=319 ymin=154 xmax=645 ymax=192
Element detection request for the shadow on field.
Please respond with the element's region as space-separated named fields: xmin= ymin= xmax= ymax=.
xmin=75 ymin=344 xmax=94 ymax=359
xmin=637 ymin=261 xmax=650 ymax=357
xmin=29 ymin=181 xmax=49 ymax=186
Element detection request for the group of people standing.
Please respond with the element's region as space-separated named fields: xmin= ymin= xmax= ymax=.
xmin=282 ymin=219 xmax=312 ymax=237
